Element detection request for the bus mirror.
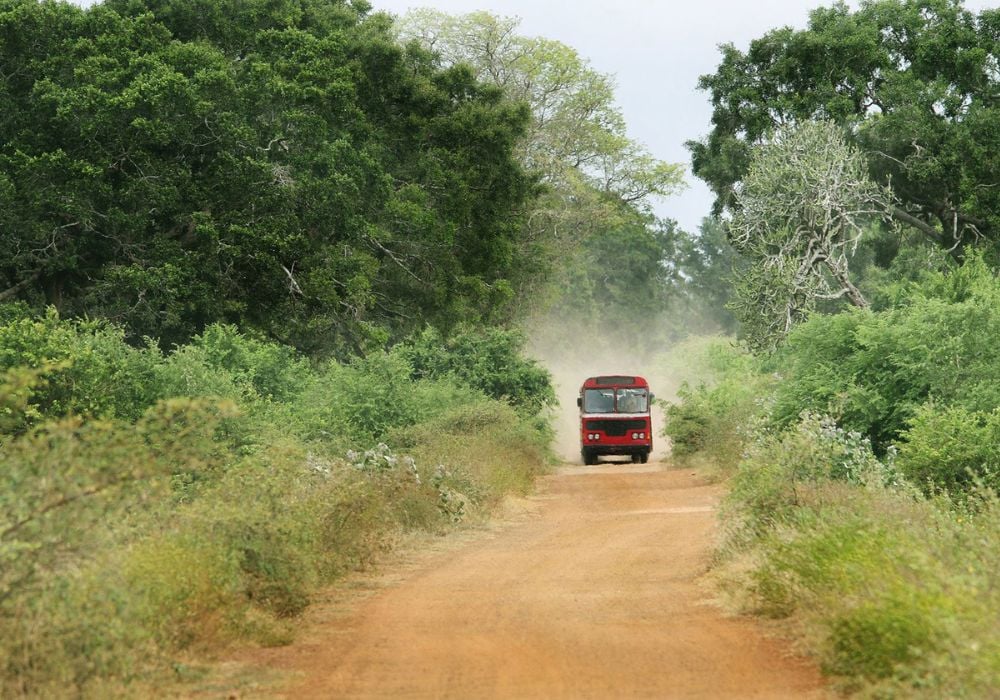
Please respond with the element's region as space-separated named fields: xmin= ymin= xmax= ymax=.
xmin=576 ymin=397 xmax=582 ymax=408
xmin=649 ymin=393 xmax=655 ymax=401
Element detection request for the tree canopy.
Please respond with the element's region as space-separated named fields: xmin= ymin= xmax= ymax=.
xmin=0 ymin=0 xmax=535 ymax=354
xmin=394 ymin=9 xmax=684 ymax=211
xmin=690 ymin=0 xmax=1000 ymax=253
xmin=394 ymin=9 xmax=687 ymax=332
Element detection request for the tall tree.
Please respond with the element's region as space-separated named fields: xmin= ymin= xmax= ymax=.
xmin=690 ymin=0 xmax=999 ymax=254
xmin=394 ymin=10 xmax=683 ymax=207
xmin=393 ymin=10 xmax=686 ymax=318
xmin=729 ymin=121 xmax=889 ymax=350
xmin=672 ymin=218 xmax=741 ymax=334
xmin=0 ymin=0 xmax=533 ymax=354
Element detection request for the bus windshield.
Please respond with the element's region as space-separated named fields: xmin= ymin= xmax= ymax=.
xmin=583 ymin=388 xmax=648 ymax=414
xmin=616 ymin=388 xmax=648 ymax=413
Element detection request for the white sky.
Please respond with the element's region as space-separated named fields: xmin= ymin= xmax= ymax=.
xmin=371 ymin=0 xmax=995 ymax=233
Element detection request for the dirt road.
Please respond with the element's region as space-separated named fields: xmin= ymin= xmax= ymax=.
xmin=236 ymin=462 xmax=826 ymax=698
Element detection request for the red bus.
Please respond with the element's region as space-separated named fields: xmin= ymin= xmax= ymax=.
xmin=577 ymin=375 xmax=653 ymax=465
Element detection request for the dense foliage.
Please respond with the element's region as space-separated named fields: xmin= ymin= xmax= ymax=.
xmin=662 ymin=253 xmax=1000 ymax=694
xmin=768 ymin=253 xmax=1000 ymax=464
xmin=394 ymin=10 xmax=700 ymax=345
xmin=691 ymin=0 xmax=1000 ymax=254
xmin=0 ymin=307 xmax=553 ymax=696
xmin=662 ymin=1 xmax=1000 ymax=695
xmin=0 ymin=0 xmax=533 ymax=353
xmin=398 ymin=325 xmax=555 ymax=414
xmin=667 ymin=253 xmax=1000 ymax=494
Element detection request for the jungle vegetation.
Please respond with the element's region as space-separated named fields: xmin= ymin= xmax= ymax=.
xmin=665 ymin=1 xmax=1000 ymax=694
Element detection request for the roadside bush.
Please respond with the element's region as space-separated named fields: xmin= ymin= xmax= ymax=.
xmin=826 ymin=588 xmax=941 ymax=682
xmin=391 ymin=399 xmax=551 ymax=514
xmin=897 ymin=404 xmax=1000 ymax=494
xmin=1 ymin=568 xmax=158 ymax=698
xmin=0 ymin=310 xmax=160 ymax=429
xmin=715 ymin=410 xmax=1000 ymax=695
xmin=0 ymin=311 xmax=555 ymax=696
xmin=0 ymin=393 xmax=236 ymax=697
xmin=769 ymin=253 xmax=1000 ymax=452
xmin=726 ymin=413 xmax=899 ymax=541
xmin=728 ymin=484 xmax=1000 ymax=695
xmin=186 ymin=325 xmax=313 ymax=402
xmin=122 ymin=536 xmax=239 ymax=650
xmin=668 ymin=258 xmax=1000 ymax=695
xmin=396 ymin=325 xmax=555 ymax=414
xmin=661 ymin=338 xmax=768 ymax=471
xmin=292 ymin=353 xmax=436 ymax=448
xmin=175 ymin=457 xmax=381 ymax=623
xmin=0 ymin=398 xmax=230 ymax=611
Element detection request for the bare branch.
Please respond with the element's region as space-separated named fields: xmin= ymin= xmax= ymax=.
xmin=0 ymin=270 xmax=42 ymax=301
xmin=281 ymin=263 xmax=304 ymax=296
xmin=730 ymin=121 xmax=882 ymax=349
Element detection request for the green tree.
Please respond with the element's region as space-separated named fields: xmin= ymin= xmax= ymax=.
xmin=396 ymin=325 xmax=554 ymax=414
xmin=394 ymin=10 xmax=684 ymax=208
xmin=672 ymin=218 xmax=741 ymax=333
xmin=690 ymin=0 xmax=999 ymax=254
xmin=393 ymin=10 xmax=686 ymax=320
xmin=557 ymin=215 xmax=683 ymax=340
xmin=0 ymin=0 xmax=533 ymax=354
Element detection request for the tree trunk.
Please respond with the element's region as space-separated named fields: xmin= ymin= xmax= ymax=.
xmin=0 ymin=271 xmax=41 ymax=302
xmin=823 ymin=258 xmax=868 ymax=308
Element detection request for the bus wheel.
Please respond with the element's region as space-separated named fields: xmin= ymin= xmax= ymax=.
xmin=631 ymin=453 xmax=641 ymax=464
xmin=582 ymin=449 xmax=597 ymax=466
xmin=639 ymin=451 xmax=649 ymax=464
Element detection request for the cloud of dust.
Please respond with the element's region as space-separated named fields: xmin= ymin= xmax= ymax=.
xmin=525 ymin=312 xmax=690 ymax=464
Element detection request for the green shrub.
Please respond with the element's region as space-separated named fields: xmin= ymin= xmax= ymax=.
xmin=154 ymin=343 xmax=247 ymax=403
xmin=0 ymin=310 xmax=161 ymax=428
xmin=1 ymin=569 xmax=157 ymax=698
xmin=0 ymin=400 xmax=225 ymax=610
xmin=391 ymin=399 xmax=551 ymax=513
xmin=684 ymin=256 xmax=1000 ymax=695
xmin=0 ymin=396 xmax=235 ymax=696
xmin=661 ymin=338 xmax=768 ymax=471
xmin=770 ymin=254 xmax=1000 ymax=453
xmin=396 ymin=325 xmax=555 ymax=414
xmin=724 ymin=483 xmax=953 ymax=687
xmin=0 ymin=313 xmax=555 ymax=696
xmin=290 ymin=353 xmax=421 ymax=447
xmin=122 ymin=537 xmax=239 ymax=649
xmin=826 ymin=591 xmax=940 ymax=682
xmin=727 ymin=413 xmax=900 ymax=540
xmin=0 ymin=365 xmax=49 ymax=435
xmin=898 ymin=404 xmax=1000 ymax=493
xmin=719 ymin=429 xmax=1000 ymax=694
xmin=187 ymin=325 xmax=313 ymax=402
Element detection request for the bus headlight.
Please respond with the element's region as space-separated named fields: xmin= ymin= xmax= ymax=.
xmin=631 ymin=432 xmax=638 ymax=439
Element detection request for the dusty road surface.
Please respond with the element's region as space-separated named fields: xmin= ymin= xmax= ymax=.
xmin=235 ymin=462 xmax=826 ymax=699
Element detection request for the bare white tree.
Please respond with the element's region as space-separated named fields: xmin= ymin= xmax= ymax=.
xmin=729 ymin=121 xmax=892 ymax=349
